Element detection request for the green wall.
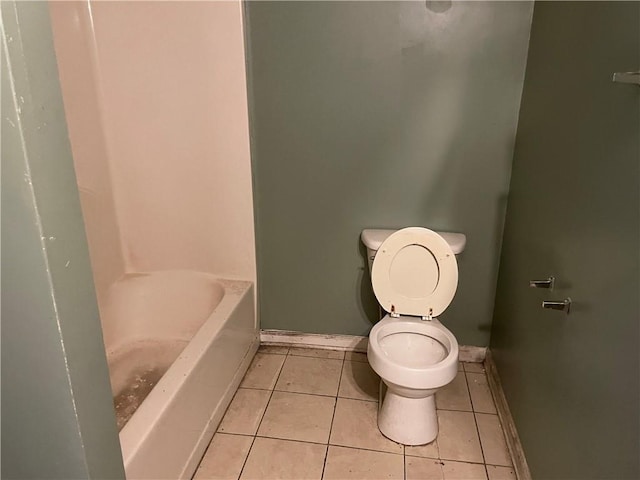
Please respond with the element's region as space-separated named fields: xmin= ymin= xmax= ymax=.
xmin=1 ymin=2 xmax=124 ymax=478
xmin=245 ymin=1 xmax=533 ymax=344
xmin=491 ymin=2 xmax=639 ymax=478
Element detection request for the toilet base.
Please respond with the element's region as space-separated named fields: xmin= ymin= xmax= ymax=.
xmin=377 ymin=382 xmax=438 ymax=446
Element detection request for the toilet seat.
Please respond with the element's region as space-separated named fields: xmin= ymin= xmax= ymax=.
xmin=371 ymin=227 xmax=458 ymax=319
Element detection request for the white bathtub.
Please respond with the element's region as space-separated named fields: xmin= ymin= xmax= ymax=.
xmin=101 ymin=271 xmax=258 ymax=479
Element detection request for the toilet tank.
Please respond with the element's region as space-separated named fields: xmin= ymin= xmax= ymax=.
xmin=361 ymin=228 xmax=466 ymax=273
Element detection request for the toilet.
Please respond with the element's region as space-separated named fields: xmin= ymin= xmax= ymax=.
xmin=361 ymin=227 xmax=466 ymax=446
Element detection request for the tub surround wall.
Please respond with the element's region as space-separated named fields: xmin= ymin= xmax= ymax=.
xmin=50 ymin=0 xmax=256 ymax=295
xmin=246 ymin=1 xmax=534 ymax=345
xmin=88 ymin=1 xmax=256 ymax=280
xmin=49 ymin=1 xmax=126 ymax=310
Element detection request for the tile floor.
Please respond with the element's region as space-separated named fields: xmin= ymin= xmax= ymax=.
xmin=193 ymin=346 xmax=516 ymax=480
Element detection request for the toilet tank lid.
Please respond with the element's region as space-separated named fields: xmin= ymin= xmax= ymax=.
xmin=361 ymin=228 xmax=466 ymax=254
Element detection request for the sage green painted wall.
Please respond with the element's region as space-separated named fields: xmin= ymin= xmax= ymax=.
xmin=245 ymin=1 xmax=533 ymax=344
xmin=1 ymin=2 xmax=124 ymax=478
xmin=491 ymin=2 xmax=639 ymax=478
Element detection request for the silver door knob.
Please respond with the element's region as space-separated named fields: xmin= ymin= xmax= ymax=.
xmin=529 ymin=277 xmax=555 ymax=289
xmin=542 ymin=297 xmax=571 ymax=314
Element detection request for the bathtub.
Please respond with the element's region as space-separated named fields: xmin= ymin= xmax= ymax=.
xmin=101 ymin=271 xmax=258 ymax=479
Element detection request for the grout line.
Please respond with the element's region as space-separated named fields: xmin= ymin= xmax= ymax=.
xmin=403 ymin=443 xmax=407 ymax=480
xmin=237 ymin=354 xmax=287 ymax=480
xmin=438 ymin=458 xmax=446 ymax=479
xmin=271 ymin=389 xmax=341 ymax=400
xmin=324 ymin=442 xmax=404 ymax=457
xmin=238 ymin=384 xmax=383 ymax=403
xmin=191 ymin=431 xmax=215 ymax=477
xmin=405 ymin=453 xmax=488 ymax=466
xmin=465 ymin=370 xmax=478 ymax=413
xmin=337 ymin=395 xmax=378 ymax=403
xmin=439 ymin=458 xmax=489 ymax=466
xmin=464 ymin=369 xmax=489 ymax=468
xmin=253 ymin=434 xmax=330 ymax=447
xmin=321 ymin=354 xmax=345 ymax=479
xmin=436 ymin=406 xmax=475 ymax=413
xmin=195 ymin=382 xmax=248 ymax=476
xmin=321 ymin=443 xmax=329 ymax=480
xmin=215 ymin=431 xmax=255 ymax=439
xmin=233 ymin=385 xmax=273 ymax=392
xmin=401 ymin=382 xmax=407 ymax=480
xmin=235 ymin=435 xmax=256 ymax=479
xmin=466 ymin=370 xmax=498 ymax=416
xmin=463 ymin=370 xmax=474 ymax=409
xmin=231 ymin=433 xmax=405 ymax=458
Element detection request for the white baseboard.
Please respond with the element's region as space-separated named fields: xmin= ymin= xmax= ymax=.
xmin=459 ymin=345 xmax=487 ymax=363
xmin=260 ymin=329 xmax=368 ymax=352
xmin=259 ymin=329 xmax=487 ymax=363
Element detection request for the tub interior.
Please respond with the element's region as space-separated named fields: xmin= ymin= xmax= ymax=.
xmin=102 ymin=270 xmax=225 ymax=430
xmin=110 ymin=339 xmax=188 ymax=430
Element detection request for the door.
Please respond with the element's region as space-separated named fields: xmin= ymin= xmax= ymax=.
xmin=491 ymin=2 xmax=639 ymax=479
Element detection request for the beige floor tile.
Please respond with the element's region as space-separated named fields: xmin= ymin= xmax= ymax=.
xmin=458 ymin=362 xmax=464 ymax=372
xmin=288 ymin=347 xmax=344 ymax=360
xmin=441 ymin=460 xmax=487 ymax=479
xmin=476 ymin=414 xmax=511 ymax=466
xmin=467 ymin=372 xmax=497 ymax=414
xmin=240 ymin=353 xmax=285 ymax=390
xmin=258 ymin=344 xmax=289 ymax=355
xmin=240 ymin=437 xmax=326 ymax=480
xmin=405 ymin=456 xmax=444 ymax=480
xmin=275 ymin=355 xmax=342 ymax=396
xmin=257 ymin=391 xmax=335 ymax=444
xmin=345 ymin=351 xmax=368 ymax=363
xmin=486 ymin=465 xmax=517 ymax=480
xmin=329 ymin=398 xmax=403 ymax=454
xmin=338 ymin=360 xmax=379 ymax=401
xmin=464 ymin=362 xmax=486 ymax=373
xmin=323 ymin=445 xmax=404 ymax=480
xmin=218 ymin=388 xmax=271 ymax=435
xmin=437 ymin=410 xmax=484 ymax=463
xmin=405 ymin=438 xmax=439 ymax=459
xmin=436 ymin=371 xmax=472 ymax=411
xmin=194 ymin=433 xmax=252 ymax=480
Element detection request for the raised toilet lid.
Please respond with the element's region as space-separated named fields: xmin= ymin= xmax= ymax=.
xmin=371 ymin=227 xmax=458 ymax=318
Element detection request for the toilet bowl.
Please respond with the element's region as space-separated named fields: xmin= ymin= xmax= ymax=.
xmin=362 ymin=227 xmax=465 ymax=445
xmin=368 ymin=316 xmax=458 ymax=445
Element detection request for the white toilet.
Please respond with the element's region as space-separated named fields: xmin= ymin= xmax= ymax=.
xmin=361 ymin=227 xmax=466 ymax=446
